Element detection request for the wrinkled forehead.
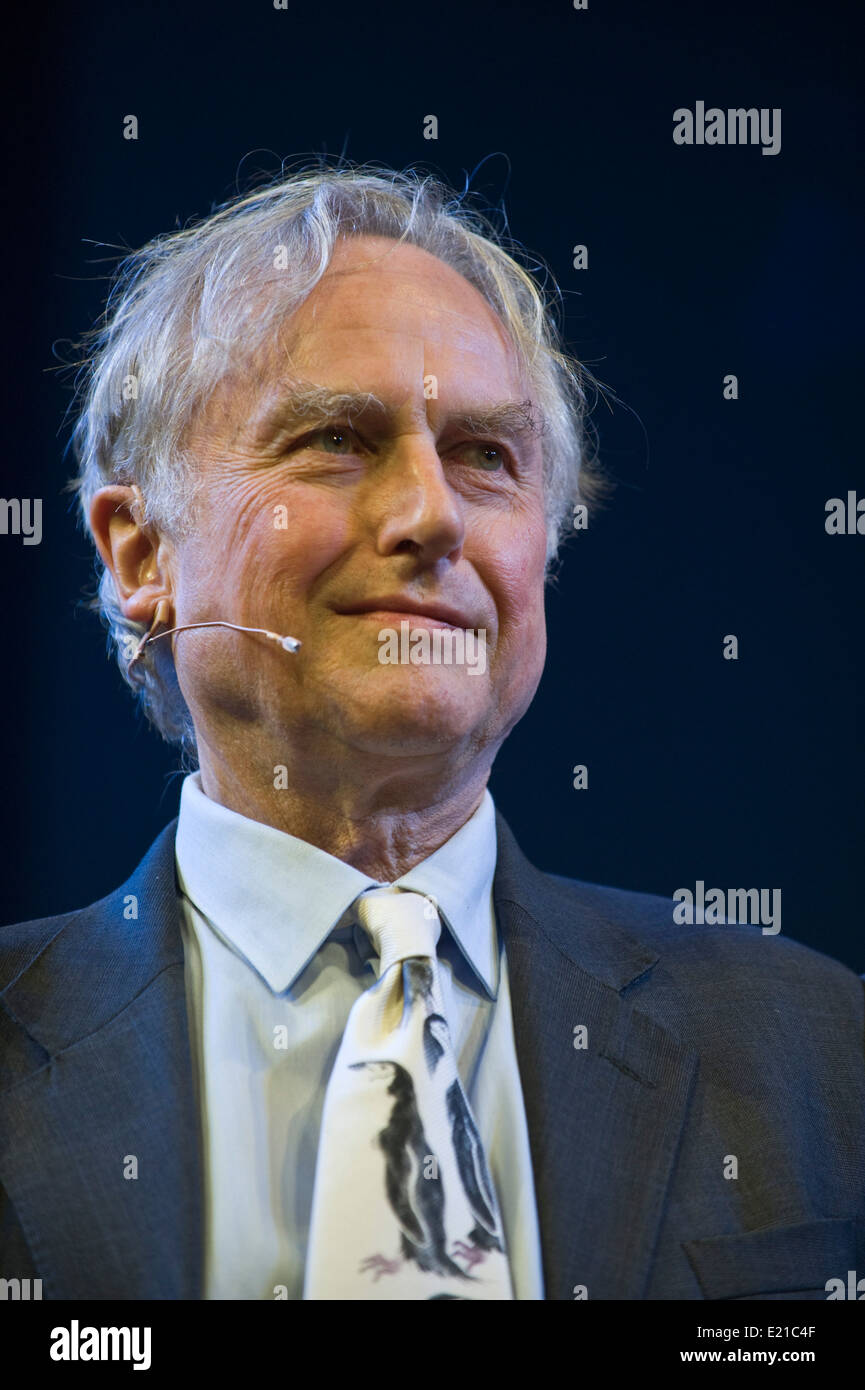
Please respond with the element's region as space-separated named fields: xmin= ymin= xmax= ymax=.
xmin=189 ymin=235 xmax=532 ymax=440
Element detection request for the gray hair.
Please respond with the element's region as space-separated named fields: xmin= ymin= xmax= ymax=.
xmin=70 ymin=160 xmax=606 ymax=755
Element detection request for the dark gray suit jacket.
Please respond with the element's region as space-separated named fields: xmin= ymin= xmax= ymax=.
xmin=1 ymin=812 xmax=863 ymax=1300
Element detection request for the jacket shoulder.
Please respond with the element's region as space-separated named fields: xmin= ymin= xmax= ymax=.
xmin=545 ymin=870 xmax=865 ymax=1012
xmin=0 ymin=906 xmax=89 ymax=991
xmin=0 ymin=820 xmax=179 ymax=989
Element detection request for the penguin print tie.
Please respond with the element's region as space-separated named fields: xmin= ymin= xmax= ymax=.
xmin=303 ymin=886 xmax=515 ymax=1299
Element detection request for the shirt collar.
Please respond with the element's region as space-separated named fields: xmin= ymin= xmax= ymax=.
xmin=174 ymin=772 xmax=499 ymax=998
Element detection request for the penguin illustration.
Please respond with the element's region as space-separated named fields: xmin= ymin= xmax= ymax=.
xmin=404 ymin=959 xmax=435 ymax=1009
xmin=422 ymin=1013 xmax=449 ymax=1073
xmin=350 ymin=1060 xmax=471 ymax=1280
xmin=445 ymin=1079 xmax=504 ymax=1254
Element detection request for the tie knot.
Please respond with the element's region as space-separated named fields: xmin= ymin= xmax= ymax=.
xmin=355 ymin=887 xmax=441 ymax=974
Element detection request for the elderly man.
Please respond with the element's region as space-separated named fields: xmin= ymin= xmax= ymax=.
xmin=1 ymin=165 xmax=863 ymax=1302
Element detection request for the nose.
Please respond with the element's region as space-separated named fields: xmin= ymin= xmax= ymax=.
xmin=368 ymin=435 xmax=465 ymax=566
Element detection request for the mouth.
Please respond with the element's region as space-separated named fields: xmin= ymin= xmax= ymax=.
xmin=335 ymin=598 xmax=478 ymax=630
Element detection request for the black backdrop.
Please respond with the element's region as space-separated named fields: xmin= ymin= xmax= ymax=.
xmin=2 ymin=0 xmax=862 ymax=971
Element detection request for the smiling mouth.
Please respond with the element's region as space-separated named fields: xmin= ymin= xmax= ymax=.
xmin=345 ymin=609 xmax=464 ymax=630
xmin=335 ymin=599 xmax=477 ymax=629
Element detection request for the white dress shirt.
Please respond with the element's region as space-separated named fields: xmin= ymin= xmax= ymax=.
xmin=174 ymin=771 xmax=545 ymax=1299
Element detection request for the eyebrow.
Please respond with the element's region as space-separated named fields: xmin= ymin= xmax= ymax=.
xmin=248 ymin=380 xmax=545 ymax=449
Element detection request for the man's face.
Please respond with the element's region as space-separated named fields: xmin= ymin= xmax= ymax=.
xmin=170 ymin=234 xmax=548 ymax=766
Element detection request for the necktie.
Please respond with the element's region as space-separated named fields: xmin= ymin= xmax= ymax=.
xmin=303 ymin=886 xmax=515 ymax=1299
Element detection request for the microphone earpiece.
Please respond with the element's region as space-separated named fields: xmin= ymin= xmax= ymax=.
xmin=128 ymin=613 xmax=301 ymax=667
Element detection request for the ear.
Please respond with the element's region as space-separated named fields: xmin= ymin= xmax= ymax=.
xmin=89 ymin=485 xmax=174 ymax=625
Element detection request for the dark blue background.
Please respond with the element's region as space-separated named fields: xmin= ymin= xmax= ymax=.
xmin=2 ymin=0 xmax=862 ymax=969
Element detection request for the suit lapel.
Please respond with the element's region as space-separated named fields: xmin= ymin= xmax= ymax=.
xmin=0 ymin=821 xmax=202 ymax=1299
xmin=493 ymin=811 xmax=698 ymax=1300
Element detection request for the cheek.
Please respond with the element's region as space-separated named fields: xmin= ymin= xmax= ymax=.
xmin=486 ymin=530 xmax=548 ymax=649
xmin=258 ymin=491 xmax=352 ymax=590
xmin=181 ymin=481 xmax=351 ymax=595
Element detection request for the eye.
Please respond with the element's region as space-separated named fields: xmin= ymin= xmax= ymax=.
xmin=307 ymin=425 xmax=361 ymax=454
xmin=457 ymin=442 xmax=508 ymax=471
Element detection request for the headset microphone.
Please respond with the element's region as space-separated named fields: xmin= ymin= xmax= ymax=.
xmin=128 ymin=603 xmax=301 ymax=668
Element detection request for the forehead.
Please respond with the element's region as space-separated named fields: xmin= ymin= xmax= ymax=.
xmin=191 ymin=235 xmax=535 ymax=446
xmin=271 ymin=234 xmax=523 ymax=388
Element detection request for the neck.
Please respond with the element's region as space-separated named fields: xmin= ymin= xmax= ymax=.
xmin=193 ymin=730 xmax=494 ymax=882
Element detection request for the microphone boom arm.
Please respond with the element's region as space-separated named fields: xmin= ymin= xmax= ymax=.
xmin=128 ymin=619 xmax=301 ymax=667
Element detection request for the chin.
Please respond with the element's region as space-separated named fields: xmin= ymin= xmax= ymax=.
xmin=329 ymin=679 xmax=490 ymax=754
